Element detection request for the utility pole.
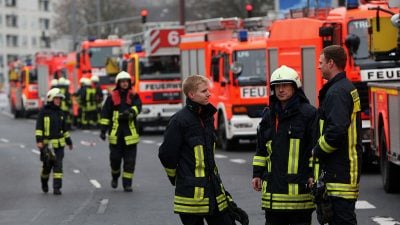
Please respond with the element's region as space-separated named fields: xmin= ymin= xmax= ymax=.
xmin=179 ymin=0 xmax=185 ymax=25
xmin=96 ymin=0 xmax=101 ymax=38
xmin=71 ymin=0 xmax=77 ymax=51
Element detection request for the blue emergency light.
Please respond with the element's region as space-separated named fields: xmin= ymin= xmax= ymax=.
xmin=238 ymin=29 xmax=248 ymax=42
xmin=347 ymin=0 xmax=359 ymax=9
xmin=88 ymin=36 xmax=97 ymax=42
xmin=135 ymin=44 xmax=143 ymax=53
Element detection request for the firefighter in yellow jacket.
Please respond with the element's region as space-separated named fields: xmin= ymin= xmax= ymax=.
xmin=99 ymin=71 xmax=142 ymax=192
xmin=35 ymin=88 xmax=73 ymax=195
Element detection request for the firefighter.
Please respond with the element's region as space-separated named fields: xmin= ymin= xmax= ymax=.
xmin=252 ymin=66 xmax=317 ymax=225
xmin=99 ymin=71 xmax=142 ymax=192
xmin=58 ymin=77 xmax=72 ymax=130
xmin=35 ymin=88 xmax=73 ymax=195
xmin=312 ymin=45 xmax=362 ymax=225
xmin=50 ymin=78 xmax=58 ymax=89
xmin=159 ymin=75 xmax=247 ymax=225
xmin=91 ymin=75 xmax=103 ymax=127
xmin=76 ymin=77 xmax=96 ymax=129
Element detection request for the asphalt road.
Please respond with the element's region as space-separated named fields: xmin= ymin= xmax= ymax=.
xmin=0 ymin=108 xmax=399 ymax=225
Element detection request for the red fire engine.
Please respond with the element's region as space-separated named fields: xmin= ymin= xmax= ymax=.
xmin=265 ymin=0 xmax=399 ymax=164
xmin=124 ymin=22 xmax=184 ymax=132
xmin=8 ymin=60 xmax=40 ymax=118
xmin=180 ymin=17 xmax=269 ymax=150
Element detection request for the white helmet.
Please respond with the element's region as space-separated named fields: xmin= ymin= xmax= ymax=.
xmin=80 ymin=77 xmax=91 ymax=86
xmin=115 ymin=71 xmax=131 ymax=83
xmin=65 ymin=79 xmax=70 ymax=86
xmin=270 ymin=65 xmax=301 ymax=88
xmin=47 ymin=88 xmax=65 ymax=102
xmin=50 ymin=79 xmax=58 ymax=87
xmin=91 ymin=75 xmax=99 ymax=83
xmin=58 ymin=77 xmax=67 ymax=86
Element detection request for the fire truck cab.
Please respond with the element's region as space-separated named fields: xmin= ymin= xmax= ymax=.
xmin=8 ymin=60 xmax=40 ymax=118
xmin=180 ymin=17 xmax=269 ymax=150
xmin=124 ymin=22 xmax=184 ymax=132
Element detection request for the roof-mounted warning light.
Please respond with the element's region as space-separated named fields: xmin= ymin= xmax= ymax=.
xmin=238 ymin=29 xmax=248 ymax=42
xmin=347 ymin=0 xmax=359 ymax=9
xmin=88 ymin=36 xmax=96 ymax=42
xmin=134 ymin=44 xmax=143 ymax=53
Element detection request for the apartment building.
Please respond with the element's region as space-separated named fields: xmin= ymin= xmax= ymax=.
xmin=0 ymin=0 xmax=69 ymax=91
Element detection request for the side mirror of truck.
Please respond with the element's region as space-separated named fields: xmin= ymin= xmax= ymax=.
xmin=345 ymin=34 xmax=360 ymax=56
xmin=211 ymin=56 xmax=221 ymax=82
xmin=231 ymin=62 xmax=243 ymax=77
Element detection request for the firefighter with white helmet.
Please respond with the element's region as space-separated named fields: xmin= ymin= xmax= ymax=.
xmin=91 ymin=75 xmax=103 ymax=126
xmin=75 ymin=77 xmax=96 ymax=129
xmin=99 ymin=71 xmax=142 ymax=192
xmin=50 ymin=79 xmax=59 ymax=88
xmin=36 ymin=88 xmax=73 ymax=195
xmin=58 ymin=77 xmax=72 ymax=130
xmin=252 ymin=65 xmax=317 ymax=225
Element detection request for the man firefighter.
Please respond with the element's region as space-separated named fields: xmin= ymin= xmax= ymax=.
xmin=58 ymin=77 xmax=72 ymax=130
xmin=91 ymin=75 xmax=103 ymax=127
xmin=159 ymin=75 xmax=248 ymax=225
xmin=75 ymin=77 xmax=97 ymax=129
xmin=35 ymin=88 xmax=73 ymax=195
xmin=99 ymin=71 xmax=142 ymax=192
xmin=252 ymin=65 xmax=317 ymax=225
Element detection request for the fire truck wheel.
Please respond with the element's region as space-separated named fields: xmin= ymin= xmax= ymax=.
xmin=379 ymin=130 xmax=400 ymax=193
xmin=217 ymin=114 xmax=236 ymax=151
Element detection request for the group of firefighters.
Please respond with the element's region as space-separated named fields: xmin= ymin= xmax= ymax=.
xmin=48 ymin=75 xmax=103 ymax=130
xmin=34 ymin=45 xmax=361 ymax=225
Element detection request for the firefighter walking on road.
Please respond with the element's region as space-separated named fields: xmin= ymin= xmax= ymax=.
xmin=99 ymin=71 xmax=142 ymax=192
xmin=91 ymin=75 xmax=103 ymax=127
xmin=58 ymin=77 xmax=72 ymax=130
xmin=35 ymin=88 xmax=73 ymax=195
xmin=252 ymin=66 xmax=317 ymax=225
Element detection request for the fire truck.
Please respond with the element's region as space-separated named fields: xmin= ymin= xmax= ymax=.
xmin=123 ymin=22 xmax=184 ymax=132
xmin=265 ymin=0 xmax=399 ymax=165
xmin=8 ymin=60 xmax=40 ymax=118
xmin=368 ymin=0 xmax=400 ymax=193
xmin=76 ymin=37 xmax=125 ymax=92
xmin=180 ymin=17 xmax=269 ymax=150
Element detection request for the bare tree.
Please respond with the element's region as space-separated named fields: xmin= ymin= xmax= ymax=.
xmin=185 ymin=0 xmax=275 ymax=20
xmin=53 ymin=0 xmax=142 ymax=41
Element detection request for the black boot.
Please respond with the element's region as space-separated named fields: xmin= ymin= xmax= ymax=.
xmin=123 ymin=186 xmax=133 ymax=192
xmin=53 ymin=189 xmax=62 ymax=195
xmin=111 ymin=179 xmax=118 ymax=189
xmin=41 ymin=182 xmax=48 ymax=193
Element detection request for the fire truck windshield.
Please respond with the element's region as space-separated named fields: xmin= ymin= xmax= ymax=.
xmin=89 ymin=46 xmax=122 ymax=68
xmin=139 ymin=56 xmax=180 ymax=80
xmin=234 ymin=49 xmax=266 ymax=86
xmin=348 ymin=19 xmax=369 ymax=60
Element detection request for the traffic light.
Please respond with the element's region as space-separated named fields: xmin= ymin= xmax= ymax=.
xmin=245 ymin=4 xmax=253 ymax=18
xmin=141 ymin=9 xmax=148 ymax=24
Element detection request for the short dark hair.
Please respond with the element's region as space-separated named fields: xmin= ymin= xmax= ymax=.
xmin=322 ymin=45 xmax=347 ymax=70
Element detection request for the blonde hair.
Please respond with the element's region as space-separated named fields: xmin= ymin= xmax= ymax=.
xmin=182 ymin=75 xmax=209 ymax=96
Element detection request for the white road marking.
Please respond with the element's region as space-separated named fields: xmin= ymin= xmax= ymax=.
xmin=80 ymin=140 xmax=96 ymax=147
xmin=83 ymin=130 xmax=91 ymax=133
xmin=229 ymin=159 xmax=246 ymax=164
xmin=356 ymin=200 xmax=376 ymax=209
xmin=0 ymin=110 xmax=13 ymax=118
xmin=91 ymin=131 xmax=100 ymax=135
xmin=32 ymin=149 xmax=40 ymax=155
xmin=0 ymin=138 xmax=9 ymax=143
xmin=90 ymin=179 xmax=101 ymax=188
xmin=20 ymin=144 xmax=26 ymax=148
xmin=142 ymin=140 xmax=155 ymax=144
xmin=156 ymin=142 xmax=162 ymax=146
xmin=72 ymin=169 xmax=80 ymax=174
xmin=372 ymin=216 xmax=400 ymax=225
xmin=97 ymin=198 xmax=109 ymax=214
xmin=215 ymin=154 xmax=228 ymax=159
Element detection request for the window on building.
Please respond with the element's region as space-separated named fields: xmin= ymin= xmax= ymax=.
xmin=0 ymin=34 xmax=3 ymax=47
xmin=0 ymin=14 xmax=3 ymax=26
xmin=32 ymin=37 xmax=37 ymax=47
xmin=6 ymin=14 xmax=17 ymax=27
xmin=5 ymin=0 xmax=16 ymax=7
xmin=6 ymin=35 xmax=18 ymax=47
xmin=21 ymin=35 xmax=27 ymax=47
xmin=39 ymin=0 xmax=49 ymax=11
xmin=40 ymin=35 xmax=51 ymax=48
xmin=39 ymin=18 xmax=50 ymax=30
